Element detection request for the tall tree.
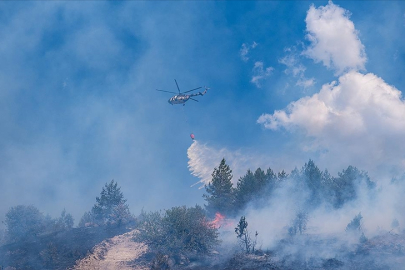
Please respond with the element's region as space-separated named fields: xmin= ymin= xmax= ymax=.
xmin=334 ymin=166 xmax=375 ymax=208
xmin=302 ymin=160 xmax=323 ymax=207
xmin=55 ymin=209 xmax=74 ymax=230
xmin=235 ymin=167 xmax=272 ymax=210
xmin=278 ymin=169 xmax=289 ymax=180
xmin=288 ymin=212 xmax=308 ymax=236
xmin=91 ymin=180 xmax=132 ymax=226
xmin=203 ymin=158 xmax=234 ymax=216
xmin=265 ymin=167 xmax=277 ymax=189
xmin=235 ymin=170 xmax=255 ymax=210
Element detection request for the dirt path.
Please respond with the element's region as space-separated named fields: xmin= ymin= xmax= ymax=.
xmin=73 ymin=229 xmax=148 ymax=270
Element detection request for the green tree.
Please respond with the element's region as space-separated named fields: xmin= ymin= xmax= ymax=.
xmin=4 ymin=205 xmax=45 ymax=242
xmin=55 ymin=209 xmax=74 ymax=230
xmin=203 ymin=158 xmax=234 ymax=216
xmin=302 ymin=160 xmax=323 ymax=207
xmin=288 ymin=212 xmax=308 ymax=236
xmin=235 ymin=169 xmax=255 ymax=210
xmin=320 ymin=169 xmax=339 ymax=206
xmin=346 ymin=213 xmax=363 ymax=233
xmin=265 ymin=167 xmax=278 ymax=190
xmin=254 ymin=168 xmax=267 ymax=187
xmin=234 ymin=167 xmax=273 ymax=210
xmin=90 ymin=180 xmax=132 ymax=226
xmin=78 ymin=211 xmax=96 ymax=227
xmin=334 ymin=166 xmax=374 ymax=208
xmin=278 ymin=170 xmax=289 ymax=180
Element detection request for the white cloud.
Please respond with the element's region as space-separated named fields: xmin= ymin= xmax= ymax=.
xmin=279 ymin=48 xmax=315 ymax=89
xmin=280 ymin=54 xmax=300 ymax=75
xmin=258 ymin=71 xmax=405 ymax=176
xmin=304 ymin=1 xmax=367 ymax=75
xmin=240 ymin=42 xmax=273 ymax=88
xmin=251 ymin=61 xmax=274 ymax=88
xmin=239 ymin=41 xmax=258 ymax=62
xmin=240 ymin=43 xmax=250 ymax=62
xmin=296 ymin=77 xmax=315 ymax=88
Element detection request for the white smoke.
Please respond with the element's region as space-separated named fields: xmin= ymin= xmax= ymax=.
xmin=220 ymin=2 xmax=405 ymax=266
xmin=187 ymin=140 xmax=288 ymax=188
xmin=258 ymin=1 xmax=405 ymax=178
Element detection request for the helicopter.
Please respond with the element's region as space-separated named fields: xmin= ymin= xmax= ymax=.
xmin=156 ymin=79 xmax=209 ymax=105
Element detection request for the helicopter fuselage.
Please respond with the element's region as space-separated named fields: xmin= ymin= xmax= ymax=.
xmin=157 ymin=80 xmax=208 ymax=105
xmin=167 ymin=89 xmax=207 ymax=105
xmin=168 ymin=94 xmax=190 ymax=105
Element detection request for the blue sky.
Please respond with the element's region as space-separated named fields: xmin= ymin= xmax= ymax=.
xmin=0 ymin=1 xmax=404 ymax=224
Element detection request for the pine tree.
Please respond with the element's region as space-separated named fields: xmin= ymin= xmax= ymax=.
xmin=302 ymin=160 xmax=323 ymax=207
xmin=333 ymin=166 xmax=374 ymax=208
xmin=55 ymin=209 xmax=74 ymax=230
xmin=91 ymin=180 xmax=132 ymax=226
xmin=278 ymin=170 xmax=289 ymax=180
xmin=203 ymin=158 xmax=234 ymax=216
xmin=346 ymin=212 xmax=363 ymax=233
xmin=235 ymin=169 xmax=255 ymax=210
xmin=265 ymin=167 xmax=277 ymax=189
xmin=234 ymin=167 xmax=271 ymax=211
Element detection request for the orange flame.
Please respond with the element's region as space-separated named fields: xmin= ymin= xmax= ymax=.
xmin=209 ymin=212 xmax=234 ymax=229
xmin=210 ymin=212 xmax=226 ymax=228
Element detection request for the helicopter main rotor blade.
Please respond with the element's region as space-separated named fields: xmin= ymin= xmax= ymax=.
xmin=156 ymin=89 xmax=178 ymax=94
xmin=183 ymin=87 xmax=202 ymax=93
xmin=189 ymin=98 xmax=199 ymax=102
xmin=174 ymin=79 xmax=180 ymax=94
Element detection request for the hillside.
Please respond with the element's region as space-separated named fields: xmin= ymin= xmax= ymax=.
xmin=73 ymin=230 xmax=147 ymax=270
xmin=0 ymin=226 xmax=131 ymax=270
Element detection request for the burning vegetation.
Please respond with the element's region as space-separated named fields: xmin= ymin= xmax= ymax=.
xmin=1 ymin=159 xmax=405 ymax=269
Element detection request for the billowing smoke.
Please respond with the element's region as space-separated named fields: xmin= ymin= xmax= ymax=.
xmin=187 ymin=140 xmax=295 ymax=188
xmin=258 ymin=1 xmax=405 ymax=178
xmin=188 ymin=1 xmax=405 ymax=268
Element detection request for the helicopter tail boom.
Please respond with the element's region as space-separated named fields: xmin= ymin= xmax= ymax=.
xmin=199 ymin=87 xmax=209 ymax=96
xmin=189 ymin=87 xmax=209 ymax=97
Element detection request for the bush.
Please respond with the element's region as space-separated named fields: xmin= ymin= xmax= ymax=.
xmin=137 ymin=205 xmax=219 ymax=264
xmin=235 ymin=216 xmax=258 ymax=253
